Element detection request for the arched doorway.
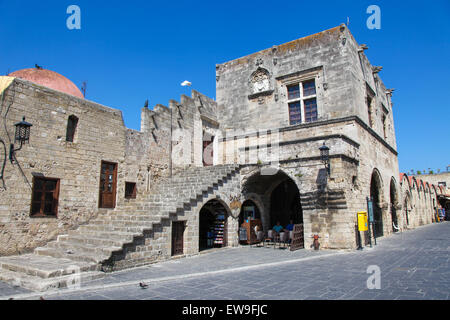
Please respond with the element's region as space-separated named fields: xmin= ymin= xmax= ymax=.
xmin=199 ymin=199 xmax=228 ymax=251
xmin=403 ymin=194 xmax=410 ymax=227
xmin=239 ymin=199 xmax=261 ymax=226
xmin=390 ymin=179 xmax=399 ymax=232
xmin=370 ymin=170 xmax=384 ymax=237
xmin=270 ymin=178 xmax=303 ymax=227
xmin=242 ymin=170 xmax=304 ymax=247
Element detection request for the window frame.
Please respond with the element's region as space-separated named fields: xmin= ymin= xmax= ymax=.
xmin=286 ymin=78 xmax=318 ymax=125
xmin=30 ymin=176 xmax=60 ymax=218
xmin=366 ymin=84 xmax=376 ymax=128
xmin=125 ymin=181 xmax=137 ymax=199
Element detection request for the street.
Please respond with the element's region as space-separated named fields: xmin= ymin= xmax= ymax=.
xmin=1 ymin=222 xmax=449 ymax=300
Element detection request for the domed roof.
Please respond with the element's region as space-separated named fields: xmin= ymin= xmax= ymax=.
xmin=9 ymin=68 xmax=84 ymax=99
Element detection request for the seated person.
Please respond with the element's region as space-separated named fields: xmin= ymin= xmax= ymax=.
xmin=284 ymin=220 xmax=295 ymax=243
xmin=284 ymin=219 xmax=294 ymax=232
xmin=272 ymin=221 xmax=284 ymax=234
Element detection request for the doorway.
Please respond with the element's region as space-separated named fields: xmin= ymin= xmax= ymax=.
xmin=390 ymin=179 xmax=399 ymax=232
xmin=203 ymin=133 xmax=214 ymax=167
xmin=370 ymin=170 xmax=384 ymax=237
xmin=199 ymin=200 xmax=228 ymax=251
xmin=99 ymin=161 xmax=117 ymax=208
xmin=172 ymin=221 xmax=185 ymax=256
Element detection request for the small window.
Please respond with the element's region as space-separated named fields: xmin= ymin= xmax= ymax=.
xmin=31 ymin=177 xmax=60 ymax=217
xmin=125 ymin=182 xmax=137 ymax=199
xmin=66 ymin=115 xmax=79 ymax=142
xmin=367 ymin=95 xmax=374 ymax=128
xmin=382 ymin=113 xmax=387 ymax=139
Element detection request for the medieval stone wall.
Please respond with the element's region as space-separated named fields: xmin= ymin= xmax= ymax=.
xmin=0 ymin=78 xmax=127 ymax=255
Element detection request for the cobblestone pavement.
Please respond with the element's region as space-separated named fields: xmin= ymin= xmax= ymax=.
xmin=1 ymin=222 xmax=449 ymax=300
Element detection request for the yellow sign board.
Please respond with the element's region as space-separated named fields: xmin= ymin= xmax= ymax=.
xmin=358 ymin=211 xmax=368 ymax=232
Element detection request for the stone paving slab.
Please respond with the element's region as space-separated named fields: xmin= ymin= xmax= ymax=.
xmin=1 ymin=222 xmax=449 ymax=300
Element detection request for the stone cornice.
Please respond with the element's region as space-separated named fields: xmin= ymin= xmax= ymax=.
xmin=218 ymin=115 xmax=398 ymax=156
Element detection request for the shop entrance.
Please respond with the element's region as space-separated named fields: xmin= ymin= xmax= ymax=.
xmin=199 ymin=200 xmax=228 ymax=251
xmin=241 ymin=170 xmax=304 ymax=248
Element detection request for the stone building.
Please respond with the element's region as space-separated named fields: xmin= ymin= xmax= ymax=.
xmin=0 ymin=25 xmax=445 ymax=291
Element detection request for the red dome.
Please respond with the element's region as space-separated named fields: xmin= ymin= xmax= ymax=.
xmin=9 ymin=68 xmax=84 ymax=99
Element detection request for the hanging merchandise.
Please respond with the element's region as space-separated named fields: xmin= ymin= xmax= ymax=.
xmin=213 ymin=212 xmax=226 ymax=247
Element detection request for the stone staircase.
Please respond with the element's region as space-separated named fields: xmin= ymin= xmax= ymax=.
xmin=0 ymin=164 xmax=241 ymax=292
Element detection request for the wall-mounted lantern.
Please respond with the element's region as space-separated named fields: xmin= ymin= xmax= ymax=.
xmin=319 ymin=142 xmax=330 ymax=175
xmin=9 ymin=116 xmax=32 ymax=163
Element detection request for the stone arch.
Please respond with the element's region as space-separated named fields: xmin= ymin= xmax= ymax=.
xmin=390 ymin=177 xmax=400 ymax=232
xmin=238 ymin=193 xmax=264 ymax=226
xmin=403 ymin=191 xmax=411 ymax=227
xmin=241 ymin=167 xmax=303 ymax=241
xmin=370 ymin=169 xmax=384 ymax=237
xmin=198 ymin=198 xmax=232 ymax=251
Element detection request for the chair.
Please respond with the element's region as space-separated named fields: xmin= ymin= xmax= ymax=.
xmin=263 ymin=230 xmax=274 ymax=247
xmin=255 ymin=230 xmax=264 ymax=247
xmin=272 ymin=231 xmax=281 ymax=249
xmin=278 ymin=232 xmax=288 ymax=248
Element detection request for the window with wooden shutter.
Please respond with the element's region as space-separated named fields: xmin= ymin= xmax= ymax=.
xmin=30 ymin=177 xmax=60 ymax=217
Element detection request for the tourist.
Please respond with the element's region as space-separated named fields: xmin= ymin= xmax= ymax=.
xmin=272 ymin=221 xmax=284 ymax=235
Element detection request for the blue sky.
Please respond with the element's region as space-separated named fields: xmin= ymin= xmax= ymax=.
xmin=0 ymin=0 xmax=449 ymax=174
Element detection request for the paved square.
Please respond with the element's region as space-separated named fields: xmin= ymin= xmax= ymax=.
xmin=1 ymin=222 xmax=449 ymax=300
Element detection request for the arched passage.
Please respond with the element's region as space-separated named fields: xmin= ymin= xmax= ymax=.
xmin=239 ymin=199 xmax=261 ymax=226
xmin=242 ymin=169 xmax=304 ymax=247
xmin=270 ymin=178 xmax=303 ymax=226
xmin=370 ymin=170 xmax=384 ymax=237
xmin=403 ymin=193 xmax=410 ymax=227
xmin=199 ymin=199 xmax=228 ymax=251
xmin=390 ymin=178 xmax=399 ymax=232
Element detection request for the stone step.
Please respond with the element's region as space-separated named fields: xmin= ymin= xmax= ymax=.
xmin=0 ymin=268 xmax=104 ymax=292
xmin=48 ymin=239 xmax=122 ymax=257
xmin=0 ymin=254 xmax=96 ymax=279
xmin=91 ymin=215 xmax=163 ymax=223
xmin=76 ymin=223 xmax=153 ymax=234
xmin=63 ymin=235 xmax=129 ymax=248
xmin=34 ymin=247 xmax=108 ymax=264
